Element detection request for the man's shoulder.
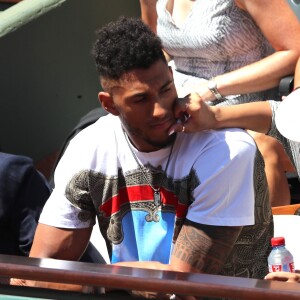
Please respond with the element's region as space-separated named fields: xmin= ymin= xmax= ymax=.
xmin=182 ymin=128 xmax=256 ymax=149
xmin=58 ymin=114 xmax=122 ymax=167
xmin=212 ymin=127 xmax=254 ymax=141
xmin=176 ymin=128 xmax=256 ymax=169
xmin=212 ymin=128 xmax=257 ymax=157
xmin=70 ymin=114 xmax=120 ymax=144
xmin=85 ymin=113 xmax=119 ymax=130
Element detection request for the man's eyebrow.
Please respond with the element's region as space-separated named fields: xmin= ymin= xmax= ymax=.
xmin=123 ymin=79 xmax=174 ymax=100
xmin=130 ymin=91 xmax=146 ymax=98
xmin=136 ymin=80 xmax=172 ymax=96
xmin=161 ymin=79 xmax=173 ymax=89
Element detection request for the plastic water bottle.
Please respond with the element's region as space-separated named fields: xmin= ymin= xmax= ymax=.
xmin=268 ymin=236 xmax=295 ymax=273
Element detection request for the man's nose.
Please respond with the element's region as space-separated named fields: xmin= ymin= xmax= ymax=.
xmin=152 ymin=100 xmax=167 ymax=118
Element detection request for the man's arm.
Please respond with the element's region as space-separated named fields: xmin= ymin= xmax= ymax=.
xmin=170 ymin=221 xmax=242 ymax=273
xmin=170 ymin=94 xmax=273 ymax=134
xmin=11 ymin=224 xmax=92 ymax=291
xmin=115 ymin=221 xmax=242 ymax=274
xmin=30 ymin=223 xmax=92 ymax=260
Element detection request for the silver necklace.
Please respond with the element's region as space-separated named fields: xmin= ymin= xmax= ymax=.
xmin=123 ymin=130 xmax=175 ymax=207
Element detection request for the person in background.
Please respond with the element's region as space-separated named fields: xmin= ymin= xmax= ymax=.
xmin=139 ymin=0 xmax=300 ymax=207
xmin=12 ymin=17 xmax=272 ymax=295
xmin=0 ymin=152 xmax=51 ymax=256
xmin=0 ymin=151 xmax=105 ymax=265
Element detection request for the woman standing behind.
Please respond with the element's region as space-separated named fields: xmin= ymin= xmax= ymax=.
xmin=139 ymin=0 xmax=300 ymax=206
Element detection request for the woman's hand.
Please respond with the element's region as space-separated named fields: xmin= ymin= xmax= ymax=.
xmin=169 ymin=93 xmax=218 ymax=135
xmin=169 ymin=95 xmax=272 ymax=135
xmin=265 ymin=271 xmax=300 ymax=283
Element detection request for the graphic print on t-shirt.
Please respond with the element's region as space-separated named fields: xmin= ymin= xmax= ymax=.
xmin=65 ymin=165 xmax=197 ymax=263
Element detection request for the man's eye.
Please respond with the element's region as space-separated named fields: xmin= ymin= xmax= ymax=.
xmin=133 ymin=96 xmax=146 ymax=103
xmin=161 ymin=87 xmax=172 ymax=94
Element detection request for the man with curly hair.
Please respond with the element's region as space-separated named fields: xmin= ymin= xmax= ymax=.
xmin=17 ymin=16 xmax=272 ymax=293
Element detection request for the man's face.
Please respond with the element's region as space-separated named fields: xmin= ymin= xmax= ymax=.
xmin=105 ymin=60 xmax=178 ymax=152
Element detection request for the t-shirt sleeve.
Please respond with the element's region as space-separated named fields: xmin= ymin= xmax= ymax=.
xmin=39 ymin=131 xmax=97 ymax=229
xmin=186 ymin=129 xmax=256 ymax=226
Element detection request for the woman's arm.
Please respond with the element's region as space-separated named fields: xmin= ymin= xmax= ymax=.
xmin=294 ymin=58 xmax=300 ymax=88
xmin=139 ymin=0 xmax=157 ymax=33
xmin=199 ymin=0 xmax=300 ymax=101
xmin=169 ymin=94 xmax=273 ymax=134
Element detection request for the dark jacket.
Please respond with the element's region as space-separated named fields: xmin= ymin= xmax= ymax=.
xmin=0 ymin=152 xmax=51 ymax=256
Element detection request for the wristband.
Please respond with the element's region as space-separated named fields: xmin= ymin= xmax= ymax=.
xmin=207 ymin=79 xmax=224 ymax=101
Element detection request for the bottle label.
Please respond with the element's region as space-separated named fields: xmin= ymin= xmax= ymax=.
xmin=269 ymin=262 xmax=295 ymax=273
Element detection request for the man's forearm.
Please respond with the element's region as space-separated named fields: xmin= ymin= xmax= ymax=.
xmin=170 ymin=220 xmax=242 ymax=274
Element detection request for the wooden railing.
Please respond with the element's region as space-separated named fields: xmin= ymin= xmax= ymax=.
xmin=0 ymin=254 xmax=300 ymax=299
xmin=0 ymin=1 xmax=22 ymax=3
xmin=0 ymin=0 xmax=67 ymax=38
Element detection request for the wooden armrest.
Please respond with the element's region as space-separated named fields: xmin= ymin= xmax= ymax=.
xmin=272 ymin=203 xmax=300 ymax=215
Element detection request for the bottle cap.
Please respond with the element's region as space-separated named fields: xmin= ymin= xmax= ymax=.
xmin=271 ymin=237 xmax=285 ymax=247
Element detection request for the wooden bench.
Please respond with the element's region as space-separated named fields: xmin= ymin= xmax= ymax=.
xmin=0 ymin=254 xmax=300 ymax=300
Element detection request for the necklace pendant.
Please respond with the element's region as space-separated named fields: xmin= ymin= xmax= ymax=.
xmin=154 ymin=190 xmax=161 ymax=206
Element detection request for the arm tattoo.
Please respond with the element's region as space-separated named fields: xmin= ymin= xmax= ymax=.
xmin=172 ymin=219 xmax=242 ymax=274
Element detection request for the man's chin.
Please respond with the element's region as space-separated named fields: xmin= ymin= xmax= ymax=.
xmin=149 ymin=133 xmax=176 ymax=149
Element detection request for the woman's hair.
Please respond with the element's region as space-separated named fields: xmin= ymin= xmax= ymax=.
xmin=92 ymin=16 xmax=166 ymax=80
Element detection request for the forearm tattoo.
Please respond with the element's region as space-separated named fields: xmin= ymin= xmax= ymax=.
xmin=172 ymin=219 xmax=242 ymax=274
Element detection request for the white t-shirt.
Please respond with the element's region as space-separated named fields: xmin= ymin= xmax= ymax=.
xmin=40 ymin=114 xmax=256 ymax=263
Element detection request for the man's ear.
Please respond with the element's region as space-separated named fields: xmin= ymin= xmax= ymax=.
xmin=98 ymin=91 xmax=119 ymax=116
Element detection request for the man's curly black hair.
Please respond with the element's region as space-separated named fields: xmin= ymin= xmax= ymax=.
xmin=92 ymin=16 xmax=167 ymax=80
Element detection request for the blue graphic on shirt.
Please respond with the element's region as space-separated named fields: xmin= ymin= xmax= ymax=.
xmin=111 ymin=210 xmax=176 ymax=263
